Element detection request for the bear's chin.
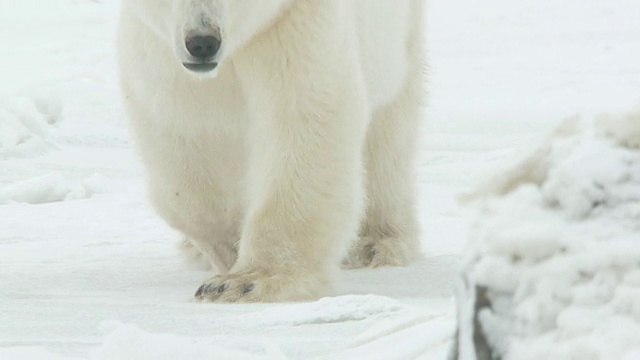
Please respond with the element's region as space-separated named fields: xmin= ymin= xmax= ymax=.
xmin=183 ymin=62 xmax=219 ymax=73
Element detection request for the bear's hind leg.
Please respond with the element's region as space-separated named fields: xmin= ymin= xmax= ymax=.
xmin=181 ymin=236 xmax=238 ymax=273
xmin=345 ymin=63 xmax=424 ymax=269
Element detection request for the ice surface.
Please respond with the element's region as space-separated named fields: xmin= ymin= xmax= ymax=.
xmin=2 ymin=0 xmax=640 ymax=358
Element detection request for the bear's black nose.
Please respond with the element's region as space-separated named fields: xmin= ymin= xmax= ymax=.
xmin=185 ymin=35 xmax=221 ymax=60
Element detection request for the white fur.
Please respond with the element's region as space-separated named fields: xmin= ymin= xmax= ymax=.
xmin=117 ymin=0 xmax=426 ymax=303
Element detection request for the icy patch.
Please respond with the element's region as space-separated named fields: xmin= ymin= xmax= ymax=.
xmin=0 ymin=347 xmax=81 ymax=360
xmin=456 ymin=112 xmax=640 ymax=359
xmin=91 ymin=322 xmax=276 ymax=360
xmin=624 ymin=350 xmax=640 ymax=360
xmin=0 ymin=173 xmax=109 ymax=205
xmin=340 ymin=316 xmax=455 ymax=360
xmin=0 ymin=96 xmax=61 ymax=158
xmin=242 ymin=295 xmax=404 ymax=326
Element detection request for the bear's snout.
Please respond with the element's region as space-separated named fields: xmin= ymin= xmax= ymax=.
xmin=186 ymin=35 xmax=221 ymax=59
xmin=183 ymin=34 xmax=221 ymax=73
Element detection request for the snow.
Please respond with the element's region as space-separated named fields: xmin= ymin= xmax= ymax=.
xmin=0 ymin=173 xmax=109 ymax=205
xmin=1 ymin=0 xmax=639 ymax=358
xmin=458 ymin=116 xmax=640 ymax=359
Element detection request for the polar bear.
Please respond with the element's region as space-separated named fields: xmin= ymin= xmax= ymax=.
xmin=117 ymin=0 xmax=425 ymax=303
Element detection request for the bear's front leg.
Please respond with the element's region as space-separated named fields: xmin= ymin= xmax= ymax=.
xmin=195 ymin=3 xmax=368 ymax=303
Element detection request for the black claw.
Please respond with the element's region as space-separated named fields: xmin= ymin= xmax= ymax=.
xmin=195 ymin=282 xmax=219 ymax=299
xmin=194 ymin=279 xmax=251 ymax=302
xmin=217 ymin=283 xmax=229 ymax=294
xmin=242 ymin=283 xmax=255 ymax=295
xmin=195 ymin=284 xmax=207 ymax=299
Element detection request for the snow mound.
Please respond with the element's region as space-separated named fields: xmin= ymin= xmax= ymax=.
xmin=0 ymin=96 xmax=61 ymax=158
xmin=242 ymin=295 xmax=404 ymax=326
xmin=0 ymin=173 xmax=109 ymax=205
xmin=456 ymin=112 xmax=640 ymax=359
xmin=596 ymin=106 xmax=640 ymax=149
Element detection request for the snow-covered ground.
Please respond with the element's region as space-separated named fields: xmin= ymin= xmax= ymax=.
xmin=1 ymin=0 xmax=639 ymax=358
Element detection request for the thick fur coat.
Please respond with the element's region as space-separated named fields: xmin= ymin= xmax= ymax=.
xmin=117 ymin=0 xmax=426 ymax=302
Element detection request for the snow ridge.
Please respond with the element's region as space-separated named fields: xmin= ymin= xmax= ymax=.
xmin=459 ymin=114 xmax=640 ymax=359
